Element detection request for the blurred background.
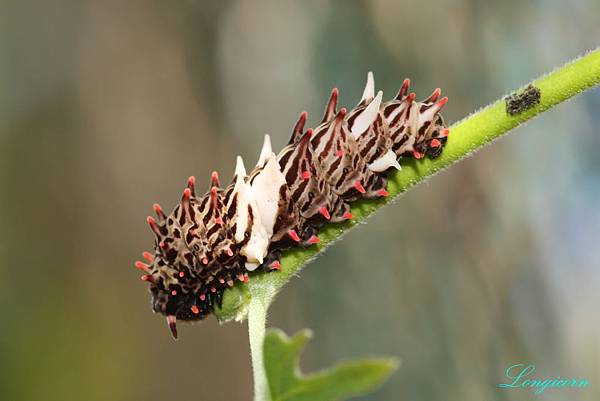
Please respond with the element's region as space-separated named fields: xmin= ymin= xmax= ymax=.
xmin=1 ymin=1 xmax=599 ymax=400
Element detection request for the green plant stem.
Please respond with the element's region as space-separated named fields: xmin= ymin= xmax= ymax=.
xmin=217 ymin=48 xmax=600 ymax=325
xmin=248 ymin=297 xmax=270 ymax=401
xmin=235 ymin=48 xmax=600 ymax=400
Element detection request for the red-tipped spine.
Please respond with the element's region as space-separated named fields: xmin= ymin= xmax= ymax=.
xmin=166 ymin=315 xmax=178 ymax=339
xmin=377 ymin=188 xmax=389 ymax=197
xmin=288 ymin=230 xmax=301 ymax=242
xmin=321 ymin=88 xmax=339 ymax=123
xmin=153 ymin=203 xmax=167 ymax=221
xmin=436 ymin=97 xmax=448 ymax=109
xmin=396 ymin=78 xmax=411 ymax=99
xmin=354 ymin=180 xmax=366 ymax=194
xmin=293 ymin=111 xmax=308 ymax=138
xmin=307 ymin=235 xmax=320 ymax=244
xmin=147 ymin=216 xmax=162 ymax=237
xmin=210 ymin=171 xmax=220 ymax=188
xmin=426 ymin=88 xmax=441 ymax=103
xmin=181 ymin=188 xmax=192 ymax=217
xmin=142 ymin=251 xmax=154 ymax=262
xmin=187 ymin=175 xmax=196 ymax=196
xmin=135 ymin=261 xmax=150 ymax=272
xmin=319 ymin=207 xmax=331 ymax=220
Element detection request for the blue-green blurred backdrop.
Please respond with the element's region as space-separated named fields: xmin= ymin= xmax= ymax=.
xmin=1 ymin=1 xmax=599 ymax=400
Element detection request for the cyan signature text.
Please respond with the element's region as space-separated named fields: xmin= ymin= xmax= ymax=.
xmin=498 ymin=363 xmax=589 ymax=394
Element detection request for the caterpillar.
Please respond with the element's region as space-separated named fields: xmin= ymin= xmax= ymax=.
xmin=135 ymin=73 xmax=450 ymax=339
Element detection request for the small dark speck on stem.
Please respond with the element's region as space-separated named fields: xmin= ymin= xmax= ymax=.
xmin=506 ymin=84 xmax=541 ymax=115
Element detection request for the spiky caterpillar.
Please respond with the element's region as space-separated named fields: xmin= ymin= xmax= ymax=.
xmin=135 ymin=73 xmax=450 ymax=338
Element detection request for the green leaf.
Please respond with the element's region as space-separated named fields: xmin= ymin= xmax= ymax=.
xmin=263 ymin=328 xmax=398 ymax=401
xmin=214 ymin=47 xmax=600 ymax=324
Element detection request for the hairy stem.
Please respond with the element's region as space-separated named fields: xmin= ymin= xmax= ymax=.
xmin=241 ymin=48 xmax=600 ymax=400
xmin=248 ymin=297 xmax=270 ymax=401
xmin=220 ymin=48 xmax=600 ymax=325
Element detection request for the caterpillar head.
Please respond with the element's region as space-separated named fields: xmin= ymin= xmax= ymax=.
xmin=139 ymin=177 xmax=248 ymax=339
xmin=150 ymin=283 xmax=205 ymax=321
